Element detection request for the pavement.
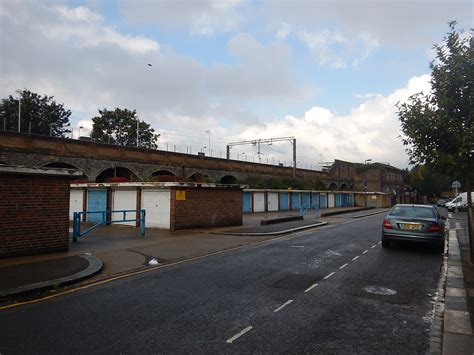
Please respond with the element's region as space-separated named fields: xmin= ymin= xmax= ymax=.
xmin=1 ymin=205 xmax=472 ymax=353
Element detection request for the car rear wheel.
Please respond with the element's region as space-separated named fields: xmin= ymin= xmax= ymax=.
xmin=382 ymin=236 xmax=390 ymax=248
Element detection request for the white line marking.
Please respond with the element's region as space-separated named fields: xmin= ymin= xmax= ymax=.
xmin=370 ymin=245 xmax=377 ymax=249
xmin=290 ymin=246 xmax=306 ymax=248
xmin=274 ymin=300 xmax=294 ymax=312
xmin=362 ymin=250 xmax=369 ymax=254
xmin=378 ymin=241 xmax=382 ymax=244
xmin=324 ymin=272 xmax=336 ymax=280
xmin=226 ymin=326 xmax=253 ymax=343
xmin=339 ymin=263 xmax=348 ymax=270
xmin=352 ymin=256 xmax=360 ymax=261
xmin=304 ymin=283 xmax=318 ymax=293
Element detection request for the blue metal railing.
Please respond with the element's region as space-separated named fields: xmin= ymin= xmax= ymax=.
xmin=73 ymin=209 xmax=146 ymax=242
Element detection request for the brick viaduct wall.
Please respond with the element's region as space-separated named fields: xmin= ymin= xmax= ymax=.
xmin=0 ymin=131 xmax=328 ymax=185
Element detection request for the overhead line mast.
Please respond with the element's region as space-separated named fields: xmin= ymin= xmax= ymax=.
xmin=226 ymin=137 xmax=297 ymax=178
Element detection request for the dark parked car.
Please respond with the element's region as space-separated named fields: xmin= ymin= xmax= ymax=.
xmin=382 ymin=204 xmax=445 ymax=251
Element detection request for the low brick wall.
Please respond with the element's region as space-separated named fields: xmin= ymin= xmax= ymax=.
xmin=170 ymin=187 xmax=242 ymax=230
xmin=0 ymin=170 xmax=77 ymax=257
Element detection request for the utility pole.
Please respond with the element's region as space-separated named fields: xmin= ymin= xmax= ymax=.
xmin=226 ymin=136 xmax=297 ymax=177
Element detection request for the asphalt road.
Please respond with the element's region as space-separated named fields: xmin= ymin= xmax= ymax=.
xmin=0 ymin=213 xmax=442 ymax=354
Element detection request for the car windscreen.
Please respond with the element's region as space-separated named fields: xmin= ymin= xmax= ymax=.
xmin=389 ymin=206 xmax=436 ymax=219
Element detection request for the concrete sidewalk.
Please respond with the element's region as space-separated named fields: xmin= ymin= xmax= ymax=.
xmin=0 ymin=207 xmax=385 ymax=300
xmin=439 ymin=212 xmax=474 ymax=354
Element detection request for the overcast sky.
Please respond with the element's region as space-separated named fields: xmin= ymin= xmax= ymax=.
xmin=1 ymin=0 xmax=472 ymax=169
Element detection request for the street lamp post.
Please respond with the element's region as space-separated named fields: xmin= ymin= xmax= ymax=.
xmin=78 ymin=126 xmax=84 ymax=139
xmin=16 ymin=90 xmax=21 ymax=132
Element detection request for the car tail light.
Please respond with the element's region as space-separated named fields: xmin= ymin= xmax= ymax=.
xmin=428 ymin=223 xmax=441 ymax=233
xmin=383 ymin=219 xmax=393 ymax=229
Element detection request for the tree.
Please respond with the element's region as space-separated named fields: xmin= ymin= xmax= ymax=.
xmin=397 ymin=22 xmax=474 ymax=259
xmin=0 ymin=90 xmax=71 ymax=137
xmin=91 ymin=108 xmax=160 ymax=149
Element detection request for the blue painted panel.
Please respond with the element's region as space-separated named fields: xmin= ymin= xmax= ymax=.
xmin=341 ymin=193 xmax=348 ymax=207
xmin=311 ymin=193 xmax=319 ymax=208
xmin=348 ymin=194 xmax=354 ymax=206
xmin=320 ymin=194 xmax=327 ymax=208
xmin=87 ymin=189 xmax=107 ymax=222
xmin=335 ymin=193 xmax=341 ymax=207
xmin=301 ymin=193 xmax=310 ymax=209
xmin=291 ymin=192 xmax=301 ymax=210
xmin=243 ymin=191 xmax=252 ymax=213
xmin=279 ymin=192 xmax=289 ymax=211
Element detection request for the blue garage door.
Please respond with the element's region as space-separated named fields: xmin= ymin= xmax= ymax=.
xmin=341 ymin=193 xmax=348 ymax=207
xmin=243 ymin=191 xmax=252 ymax=213
xmin=291 ymin=192 xmax=301 ymax=210
xmin=279 ymin=192 xmax=289 ymax=211
xmin=348 ymin=194 xmax=354 ymax=207
xmin=87 ymin=189 xmax=107 ymax=222
xmin=335 ymin=193 xmax=341 ymax=207
xmin=320 ymin=194 xmax=327 ymax=208
xmin=311 ymin=193 xmax=319 ymax=208
xmin=302 ymin=193 xmax=310 ymax=209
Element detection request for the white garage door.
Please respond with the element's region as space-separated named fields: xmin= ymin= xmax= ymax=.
xmin=141 ymin=190 xmax=171 ymax=229
xmin=112 ymin=190 xmax=137 ymax=226
xmin=267 ymin=192 xmax=279 ymax=211
xmin=254 ymin=192 xmax=265 ymax=212
xmin=69 ymin=189 xmax=84 ymax=220
xmin=328 ymin=193 xmax=335 ymax=208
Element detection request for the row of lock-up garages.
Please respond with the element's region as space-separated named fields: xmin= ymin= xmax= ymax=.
xmin=243 ymin=189 xmax=355 ymax=213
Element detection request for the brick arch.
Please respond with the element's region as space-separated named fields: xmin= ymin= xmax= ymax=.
xmin=96 ymin=167 xmax=138 ymax=182
xmin=188 ymin=172 xmax=210 ymax=183
xmin=328 ymin=183 xmax=338 ymax=191
xmin=152 ymin=169 xmax=176 ymax=177
xmin=339 ymin=183 xmax=348 ymax=191
xmin=220 ymin=175 xmax=237 ymax=184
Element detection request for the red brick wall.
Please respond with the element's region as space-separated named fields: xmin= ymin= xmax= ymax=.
xmin=170 ymin=187 xmax=242 ymax=230
xmin=0 ymin=174 xmax=71 ymax=257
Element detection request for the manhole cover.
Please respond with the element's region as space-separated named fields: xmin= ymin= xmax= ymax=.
xmin=363 ymin=286 xmax=397 ymax=296
xmin=272 ymin=274 xmax=319 ymax=291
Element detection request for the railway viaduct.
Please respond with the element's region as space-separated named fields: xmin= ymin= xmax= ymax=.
xmin=1 ymin=131 xmax=349 ymax=187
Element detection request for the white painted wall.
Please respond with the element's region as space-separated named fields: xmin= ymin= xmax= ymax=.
xmin=69 ymin=189 xmax=84 ymax=220
xmin=112 ymin=190 xmax=137 ymax=226
xmin=253 ymin=192 xmax=265 ymax=212
xmin=267 ymin=192 xmax=279 ymax=211
xmin=141 ymin=190 xmax=171 ymax=229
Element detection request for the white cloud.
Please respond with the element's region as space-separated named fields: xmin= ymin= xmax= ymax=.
xmin=120 ymin=0 xmax=248 ymax=36
xmin=232 ymin=75 xmax=431 ymax=168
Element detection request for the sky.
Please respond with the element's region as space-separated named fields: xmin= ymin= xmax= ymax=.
xmin=0 ymin=0 xmax=472 ymax=170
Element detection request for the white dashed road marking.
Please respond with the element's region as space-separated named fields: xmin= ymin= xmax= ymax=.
xmin=352 ymin=256 xmax=360 ymax=261
xmin=227 ymin=326 xmax=253 ymax=344
xmin=370 ymin=245 xmax=377 ymax=249
xmin=339 ymin=263 xmax=348 ymax=270
xmin=304 ymin=283 xmax=318 ymax=293
xmin=362 ymin=250 xmax=369 ymax=254
xmin=324 ymin=272 xmax=336 ymax=280
xmin=274 ymin=300 xmax=294 ymax=313
xmin=378 ymin=241 xmax=382 ymax=244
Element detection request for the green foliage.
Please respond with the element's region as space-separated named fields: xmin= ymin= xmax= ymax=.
xmin=397 ymin=22 xmax=473 ymax=185
xmin=409 ymin=165 xmax=451 ymax=196
xmin=0 ymin=89 xmax=71 ymax=137
xmin=91 ymin=108 xmax=159 ymax=149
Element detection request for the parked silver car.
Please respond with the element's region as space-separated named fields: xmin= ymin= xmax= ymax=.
xmin=382 ymin=204 xmax=445 ymax=252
